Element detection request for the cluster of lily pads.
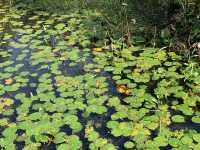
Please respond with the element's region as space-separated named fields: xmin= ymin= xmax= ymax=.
xmin=1 ymin=1 xmax=200 ymax=150
xmin=92 ymin=44 xmax=200 ymax=149
xmin=0 ymin=3 xmax=115 ymax=150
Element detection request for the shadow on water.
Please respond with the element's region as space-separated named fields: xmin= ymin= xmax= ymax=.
xmin=60 ymin=60 xmax=85 ymax=76
xmin=170 ymin=121 xmax=200 ymax=132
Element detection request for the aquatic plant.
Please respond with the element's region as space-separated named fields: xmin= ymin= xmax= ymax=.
xmin=0 ymin=2 xmax=200 ymax=150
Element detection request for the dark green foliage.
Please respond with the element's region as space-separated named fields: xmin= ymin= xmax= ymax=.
xmin=13 ymin=0 xmax=200 ymax=52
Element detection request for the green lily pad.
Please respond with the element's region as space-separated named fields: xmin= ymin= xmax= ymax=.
xmin=124 ymin=141 xmax=135 ymax=149
xmin=171 ymin=115 xmax=185 ymax=123
xmin=192 ymin=116 xmax=200 ymax=123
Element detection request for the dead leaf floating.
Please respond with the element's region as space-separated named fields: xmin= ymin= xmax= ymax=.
xmin=5 ymin=78 xmax=13 ymax=85
xmin=92 ymin=47 xmax=103 ymax=52
xmin=117 ymin=85 xmax=131 ymax=95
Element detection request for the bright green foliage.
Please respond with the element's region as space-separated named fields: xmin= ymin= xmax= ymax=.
xmin=93 ymin=43 xmax=200 ymax=149
xmin=171 ymin=115 xmax=185 ymax=123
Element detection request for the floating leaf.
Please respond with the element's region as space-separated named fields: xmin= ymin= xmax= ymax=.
xmin=124 ymin=141 xmax=135 ymax=149
xmin=192 ymin=116 xmax=200 ymax=123
xmin=93 ymin=48 xmax=103 ymax=52
xmin=193 ymin=134 xmax=200 ymax=143
xmin=171 ymin=115 xmax=185 ymax=123
xmin=116 ymin=84 xmax=131 ymax=95
xmin=55 ymin=23 xmax=66 ymax=30
xmin=181 ymin=135 xmax=193 ymax=145
xmin=5 ymin=78 xmax=13 ymax=85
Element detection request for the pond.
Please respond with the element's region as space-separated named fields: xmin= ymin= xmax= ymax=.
xmin=1 ymin=1 xmax=200 ymax=150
